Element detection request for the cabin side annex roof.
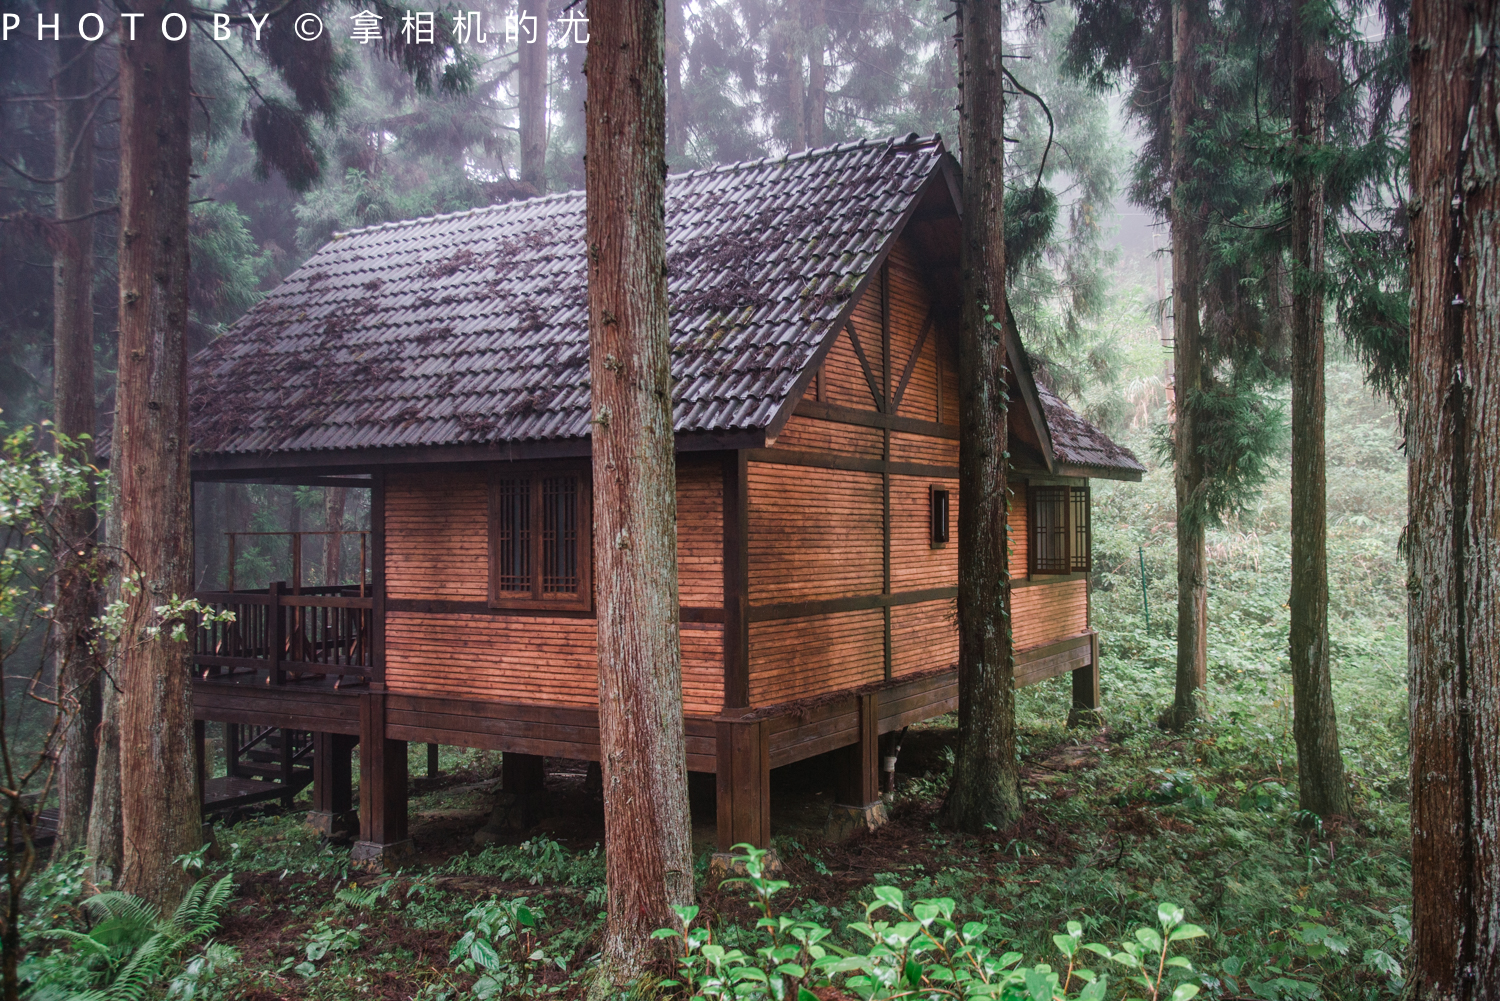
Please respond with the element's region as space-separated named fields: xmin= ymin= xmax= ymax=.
xmin=187 ymin=134 xmax=1142 ymax=482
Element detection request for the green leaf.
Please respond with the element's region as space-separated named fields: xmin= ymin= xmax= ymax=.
xmin=1166 ymin=956 xmax=1193 ymax=969
xmin=1053 ymin=933 xmax=1080 ymax=958
xmin=872 ymin=886 xmax=904 ymax=911
xmin=1169 ymin=923 xmax=1207 ymax=942
xmin=1170 ymin=983 xmax=1200 ymax=1001
xmin=1157 ymin=903 xmax=1186 ymax=929
xmin=798 ymin=989 xmax=821 ymax=1001
xmin=1135 ymin=928 xmax=1164 ymax=951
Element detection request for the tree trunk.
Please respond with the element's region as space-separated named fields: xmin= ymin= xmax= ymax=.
xmin=805 ymin=0 xmax=826 ymax=147
xmin=787 ymin=10 xmax=807 ymax=152
xmin=666 ymin=0 xmax=687 ymax=161
xmin=584 ymin=0 xmax=694 ymax=988
xmin=324 ymin=487 xmax=346 ymax=586
xmin=1406 ymin=1 xmax=1499 ymax=996
xmin=1166 ymin=0 xmax=1208 ymax=729
xmin=85 ymin=505 xmax=122 ymax=885
xmin=519 ymin=0 xmax=549 ymax=194
xmin=942 ymin=0 xmax=1019 ymax=833
xmin=112 ymin=0 xmax=200 ymax=908
xmin=1287 ymin=0 xmax=1348 ymax=820
xmin=50 ymin=0 xmax=101 ymax=859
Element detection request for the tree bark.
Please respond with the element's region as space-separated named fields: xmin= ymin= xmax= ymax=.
xmin=112 ymin=0 xmax=200 ymax=908
xmin=787 ymin=9 xmax=806 ymax=152
xmin=50 ymin=0 xmax=101 ymax=859
xmin=1287 ymin=0 xmax=1348 ymax=820
xmin=804 ymin=0 xmax=826 ymax=147
xmin=1166 ymin=0 xmax=1208 ymax=729
xmin=324 ymin=487 xmax=346 ymax=586
xmin=584 ymin=0 xmax=694 ymax=987
xmin=1406 ymin=1 xmax=1499 ymax=996
xmin=942 ymin=0 xmax=1019 ymax=833
xmin=519 ymin=0 xmax=549 ymax=194
xmin=85 ymin=508 xmax=122 ymax=884
xmin=666 ymin=0 xmax=687 ymax=161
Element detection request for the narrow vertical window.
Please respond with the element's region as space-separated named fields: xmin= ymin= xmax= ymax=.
xmin=494 ymin=478 xmax=531 ymax=592
xmin=1071 ymin=486 xmax=1091 ymax=573
xmin=1030 ymin=486 xmax=1070 ymax=575
xmin=541 ymin=476 xmax=579 ymax=594
xmin=929 ymin=486 xmax=950 ymax=546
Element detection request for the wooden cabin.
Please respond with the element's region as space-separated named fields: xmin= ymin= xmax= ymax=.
xmin=186 ymin=135 xmax=1143 ymax=864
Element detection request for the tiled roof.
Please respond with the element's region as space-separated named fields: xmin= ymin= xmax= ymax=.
xmin=1035 ymin=381 xmax=1145 ymax=476
xmin=189 ymin=135 xmax=948 ymax=456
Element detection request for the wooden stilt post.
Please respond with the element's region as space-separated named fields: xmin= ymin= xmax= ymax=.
xmin=714 ymin=719 xmax=771 ymax=863
xmin=279 ymin=728 xmax=296 ymax=810
xmin=827 ymin=693 xmax=888 ymax=839
xmin=308 ymin=732 xmax=358 ymax=838
xmin=426 ymin=743 xmax=440 ymax=778
xmin=474 ymin=751 xmax=545 ymax=841
xmin=1069 ymin=631 xmax=1103 ymax=726
xmin=352 ymin=689 xmax=411 ymax=868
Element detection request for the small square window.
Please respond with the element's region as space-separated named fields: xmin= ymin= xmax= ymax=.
xmin=929 ymin=486 xmax=950 ymax=546
xmin=489 ymin=465 xmax=592 ymax=611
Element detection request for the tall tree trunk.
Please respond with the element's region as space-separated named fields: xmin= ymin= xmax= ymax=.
xmin=584 ymin=0 xmax=693 ymax=987
xmin=85 ymin=510 xmax=122 ymax=884
xmin=942 ymin=0 xmax=1019 ymax=833
xmin=51 ymin=0 xmax=101 ymax=858
xmin=666 ymin=0 xmax=687 ymax=161
xmin=804 ymin=0 xmax=825 ymax=147
xmin=1166 ymin=0 xmax=1208 ymax=729
xmin=1287 ymin=0 xmax=1348 ymax=819
xmin=519 ymin=0 xmax=549 ymax=194
xmin=324 ymin=487 xmax=346 ymax=586
xmin=1406 ymin=1 xmax=1498 ymax=996
xmin=787 ymin=9 xmax=806 ymax=152
xmin=112 ymin=0 xmax=200 ymax=908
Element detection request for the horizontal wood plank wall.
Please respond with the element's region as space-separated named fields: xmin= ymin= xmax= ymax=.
xmin=1010 ymin=482 xmax=1029 ymax=578
xmin=1011 ymin=578 xmax=1089 ymax=651
xmin=748 ymin=608 xmax=885 ymax=704
xmin=890 ymin=431 xmax=957 ymax=466
xmin=386 ymin=613 xmax=725 ymax=716
xmin=387 ymin=470 xmax=487 ymax=600
xmin=746 ymin=462 xmax=882 ymax=601
xmin=890 ymin=600 xmax=958 ymax=677
xmin=885 ymin=241 xmax=940 ymax=422
xmin=890 ymin=474 xmax=958 ymax=591
xmin=677 ymin=462 xmax=724 ymax=607
xmin=821 ymin=279 xmax=887 ymax=412
xmin=773 ymin=415 xmax=885 ymax=457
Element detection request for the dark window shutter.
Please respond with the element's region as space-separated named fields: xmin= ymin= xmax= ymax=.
xmin=1031 ymin=486 xmax=1070 ymax=574
xmin=930 ymin=486 xmax=950 ymax=545
xmin=1071 ymin=485 xmax=1091 ymax=573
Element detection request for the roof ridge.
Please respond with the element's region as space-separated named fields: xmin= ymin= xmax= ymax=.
xmin=329 ymin=187 xmax=585 ymax=241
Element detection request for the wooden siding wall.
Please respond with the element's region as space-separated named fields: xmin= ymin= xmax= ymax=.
xmin=750 ymin=241 xmax=961 ymax=705
xmin=383 ymin=463 xmax=726 ymax=715
xmin=746 ymin=241 xmax=1089 ymax=707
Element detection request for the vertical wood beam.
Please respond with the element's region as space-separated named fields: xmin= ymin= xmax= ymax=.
xmin=426 ymin=743 xmax=440 ymax=777
xmin=279 ymin=727 xmax=296 ymax=809
xmin=715 ymin=719 xmax=769 ymax=851
xmin=268 ymin=580 xmax=284 ymax=686
xmin=310 ymin=732 xmax=357 ymax=838
xmin=834 ymin=694 xmax=881 ymax=807
xmin=225 ymin=723 xmax=241 ymax=778
xmin=370 ymin=470 xmax=386 ymax=683
xmin=353 ymin=689 xmax=410 ymax=866
xmin=722 ymin=451 xmax=750 ymax=710
xmin=881 ymin=265 xmax=893 ymax=681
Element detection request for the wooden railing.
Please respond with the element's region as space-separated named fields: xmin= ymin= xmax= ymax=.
xmin=193 ymin=581 xmax=376 ymax=687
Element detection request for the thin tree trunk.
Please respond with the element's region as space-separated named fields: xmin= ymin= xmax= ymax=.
xmin=1406 ymin=1 xmax=1498 ymax=996
xmin=1287 ymin=0 xmax=1348 ymax=820
xmin=666 ymin=0 xmax=687 ymax=161
xmin=584 ymin=0 xmax=693 ymax=987
xmin=51 ymin=0 xmax=101 ymax=859
xmin=942 ymin=0 xmax=1019 ymax=833
xmin=113 ymin=0 xmax=200 ymax=909
xmin=85 ymin=504 xmax=122 ymax=885
xmin=519 ymin=0 xmax=549 ymax=194
xmin=1166 ymin=0 xmax=1208 ymax=729
xmin=805 ymin=0 xmax=825 ymax=147
xmin=324 ymin=487 xmax=346 ymax=586
xmin=787 ymin=8 xmax=806 ymax=152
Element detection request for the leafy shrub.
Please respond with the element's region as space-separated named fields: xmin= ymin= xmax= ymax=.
xmin=654 ymin=847 xmax=1206 ymax=1001
xmin=449 ymin=896 xmax=564 ymax=998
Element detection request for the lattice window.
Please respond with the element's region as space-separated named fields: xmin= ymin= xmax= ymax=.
xmin=493 ymin=479 xmax=531 ymax=592
xmin=489 ymin=467 xmax=591 ymax=609
xmin=1028 ymin=484 xmax=1091 ymax=576
xmin=1071 ymin=485 xmax=1091 ymax=573
xmin=1030 ymin=486 xmax=1071 ymax=575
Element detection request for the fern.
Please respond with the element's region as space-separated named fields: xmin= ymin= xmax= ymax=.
xmin=23 ymin=875 xmax=238 ymax=1001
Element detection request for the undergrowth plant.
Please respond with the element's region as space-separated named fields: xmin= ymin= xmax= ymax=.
xmin=654 ymin=847 xmax=1205 ymax=1001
